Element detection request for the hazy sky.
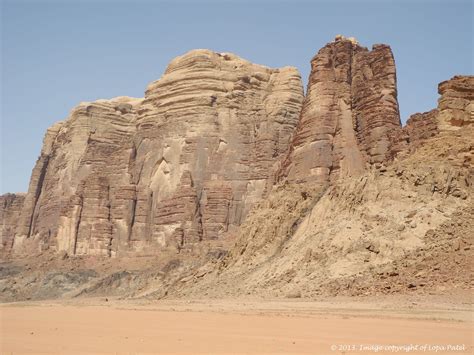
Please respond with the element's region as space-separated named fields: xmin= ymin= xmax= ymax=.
xmin=1 ymin=0 xmax=472 ymax=193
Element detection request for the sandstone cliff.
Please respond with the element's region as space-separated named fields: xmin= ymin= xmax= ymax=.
xmin=280 ymin=35 xmax=401 ymax=184
xmin=172 ymin=126 xmax=473 ymax=299
xmin=390 ymin=75 xmax=473 ymax=156
xmin=163 ymin=63 xmax=473 ymax=299
xmin=128 ymin=50 xmax=303 ymax=252
xmin=1 ymin=39 xmax=472 ymax=267
xmin=169 ymin=74 xmax=473 ymax=298
xmin=12 ymin=97 xmax=142 ymax=256
xmin=437 ymin=75 xmax=474 ymax=130
xmin=2 ymin=50 xmax=304 ymax=257
xmin=0 ymin=194 xmax=25 ymax=253
xmin=0 ymin=38 xmax=472 ymax=302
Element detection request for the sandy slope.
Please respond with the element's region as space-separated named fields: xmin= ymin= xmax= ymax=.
xmin=174 ymin=129 xmax=473 ymax=300
xmin=1 ymin=297 xmax=472 ymax=354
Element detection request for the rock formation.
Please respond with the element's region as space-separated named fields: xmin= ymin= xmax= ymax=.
xmin=437 ymin=75 xmax=474 ymax=130
xmin=164 ymin=51 xmax=473 ymax=300
xmin=127 ymin=50 xmax=303 ymax=252
xmin=1 ymin=37 xmax=473 ymax=302
xmin=1 ymin=39 xmax=472 ymax=263
xmin=280 ymin=35 xmax=402 ymax=184
xmin=389 ymin=75 xmax=473 ymax=156
xmin=13 ymin=97 xmax=142 ymax=256
xmin=0 ymin=193 xmax=25 ymax=253
xmin=175 ymin=125 xmax=473 ymax=299
xmin=2 ymin=50 xmax=304 ymax=257
xmin=389 ymin=109 xmax=439 ymax=157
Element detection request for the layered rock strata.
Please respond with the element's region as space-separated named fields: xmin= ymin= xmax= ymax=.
xmin=2 ymin=40 xmax=471 ymax=260
xmin=128 ymin=50 xmax=304 ymax=251
xmin=3 ymin=50 xmax=304 ymax=257
xmin=389 ymin=75 xmax=473 ymax=155
xmin=280 ymin=35 xmax=402 ymax=183
xmin=389 ymin=109 xmax=439 ymax=157
xmin=15 ymin=97 xmax=142 ymax=256
xmin=437 ymin=75 xmax=474 ymax=130
xmin=0 ymin=193 xmax=25 ymax=253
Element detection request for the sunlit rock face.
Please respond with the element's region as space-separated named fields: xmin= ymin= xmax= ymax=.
xmin=0 ymin=193 xmax=25 ymax=254
xmin=389 ymin=75 xmax=473 ymax=156
xmin=7 ymin=41 xmax=467 ymax=259
xmin=280 ymin=36 xmax=402 ymax=184
xmin=437 ymin=75 xmax=474 ymax=130
xmin=4 ymin=50 xmax=304 ymax=256
xmin=129 ymin=50 xmax=304 ymax=251
xmin=11 ymin=97 xmax=142 ymax=256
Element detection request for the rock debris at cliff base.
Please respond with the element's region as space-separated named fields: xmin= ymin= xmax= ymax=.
xmin=0 ymin=36 xmax=473 ymax=301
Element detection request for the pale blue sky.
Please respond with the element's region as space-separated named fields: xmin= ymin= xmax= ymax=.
xmin=1 ymin=0 xmax=472 ymax=193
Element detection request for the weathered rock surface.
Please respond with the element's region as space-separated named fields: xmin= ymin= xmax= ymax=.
xmin=2 ymin=40 xmax=472 ymax=267
xmin=3 ymin=50 xmax=304 ymax=257
xmin=280 ymin=35 xmax=402 ymax=184
xmin=163 ymin=53 xmax=474 ymax=300
xmin=127 ymin=50 xmax=303 ymax=251
xmin=0 ymin=193 xmax=25 ymax=253
xmin=389 ymin=109 xmax=439 ymax=157
xmin=403 ymin=109 xmax=440 ymax=145
xmin=437 ymin=75 xmax=474 ymax=130
xmin=172 ymin=126 xmax=473 ymax=299
xmin=1 ymin=38 xmax=473 ymax=302
xmin=12 ymin=97 xmax=142 ymax=256
xmin=389 ymin=76 xmax=473 ymax=157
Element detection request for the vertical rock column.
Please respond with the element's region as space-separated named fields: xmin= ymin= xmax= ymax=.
xmin=14 ymin=122 xmax=63 ymax=249
xmin=281 ymin=36 xmax=402 ymax=184
xmin=351 ymin=43 xmax=401 ymax=165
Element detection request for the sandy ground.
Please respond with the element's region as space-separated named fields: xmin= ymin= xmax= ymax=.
xmin=0 ymin=297 xmax=472 ymax=354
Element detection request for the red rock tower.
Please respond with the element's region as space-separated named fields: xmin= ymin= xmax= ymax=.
xmin=281 ymin=35 xmax=402 ymax=184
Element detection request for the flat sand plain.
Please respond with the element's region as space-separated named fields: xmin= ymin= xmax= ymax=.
xmin=1 ymin=296 xmax=472 ymax=354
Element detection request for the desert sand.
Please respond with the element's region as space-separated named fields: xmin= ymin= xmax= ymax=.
xmin=1 ymin=297 xmax=472 ymax=354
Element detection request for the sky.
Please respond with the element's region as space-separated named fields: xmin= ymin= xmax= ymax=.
xmin=1 ymin=0 xmax=472 ymax=194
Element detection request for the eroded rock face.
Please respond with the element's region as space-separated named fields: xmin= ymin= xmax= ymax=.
xmin=5 ymin=50 xmax=304 ymax=256
xmin=6 ymin=43 xmax=468 ymax=260
xmin=389 ymin=76 xmax=473 ymax=156
xmin=403 ymin=109 xmax=440 ymax=146
xmin=0 ymin=193 xmax=25 ymax=253
xmin=174 ymin=124 xmax=474 ymax=300
xmin=13 ymin=97 xmax=142 ymax=256
xmin=437 ymin=75 xmax=474 ymax=130
xmin=280 ymin=36 xmax=402 ymax=184
xmin=126 ymin=50 xmax=303 ymax=251
xmin=389 ymin=109 xmax=439 ymax=157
